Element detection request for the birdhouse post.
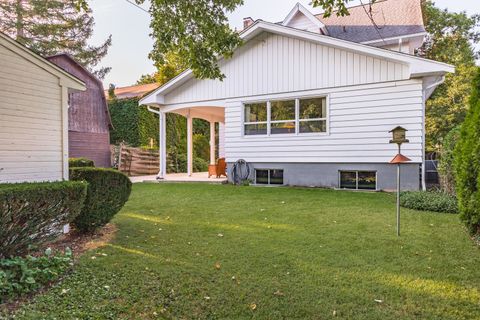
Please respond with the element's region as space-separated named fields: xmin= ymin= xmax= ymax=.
xmin=389 ymin=126 xmax=411 ymax=236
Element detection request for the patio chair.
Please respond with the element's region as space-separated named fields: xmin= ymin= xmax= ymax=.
xmin=208 ymin=158 xmax=227 ymax=178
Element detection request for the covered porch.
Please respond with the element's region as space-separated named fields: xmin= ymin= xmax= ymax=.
xmin=146 ymin=103 xmax=226 ymax=180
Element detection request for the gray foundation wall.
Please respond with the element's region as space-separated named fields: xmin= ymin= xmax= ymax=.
xmin=227 ymin=162 xmax=420 ymax=191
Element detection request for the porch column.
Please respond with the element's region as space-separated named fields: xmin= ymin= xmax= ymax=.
xmin=209 ymin=121 xmax=216 ymax=165
xmin=157 ymin=111 xmax=167 ymax=179
xmin=219 ymin=122 xmax=225 ymax=158
xmin=187 ymin=110 xmax=193 ymax=176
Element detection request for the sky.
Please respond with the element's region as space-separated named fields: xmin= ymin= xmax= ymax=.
xmin=88 ymin=0 xmax=479 ymax=88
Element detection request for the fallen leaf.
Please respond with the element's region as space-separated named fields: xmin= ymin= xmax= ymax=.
xmin=250 ymin=303 xmax=257 ymax=311
xmin=204 ymin=296 xmax=210 ymax=300
xmin=217 ymin=233 xmax=224 ymax=237
xmin=374 ymin=299 xmax=383 ymax=303
xmin=273 ymin=290 xmax=284 ymax=296
xmin=333 ymin=310 xmax=337 ymax=316
xmin=61 ymin=288 xmax=70 ymax=295
xmin=214 ymin=262 xmax=221 ymax=270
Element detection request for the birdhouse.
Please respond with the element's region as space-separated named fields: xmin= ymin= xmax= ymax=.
xmin=389 ymin=126 xmax=409 ymax=144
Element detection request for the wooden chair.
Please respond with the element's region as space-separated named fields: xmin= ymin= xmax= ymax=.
xmin=216 ymin=158 xmax=227 ymax=178
xmin=209 ymin=158 xmax=227 ymax=178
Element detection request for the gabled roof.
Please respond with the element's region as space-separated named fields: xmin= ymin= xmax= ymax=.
xmin=140 ymin=20 xmax=453 ymax=106
xmin=317 ymin=0 xmax=426 ymax=43
xmin=0 ymin=32 xmax=85 ymax=91
xmin=282 ymin=2 xmax=328 ymax=35
xmin=47 ymin=53 xmax=112 ymax=129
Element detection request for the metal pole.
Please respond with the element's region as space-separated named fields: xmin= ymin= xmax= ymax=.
xmin=396 ymin=143 xmax=401 ymax=237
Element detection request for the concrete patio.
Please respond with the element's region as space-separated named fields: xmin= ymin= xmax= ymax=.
xmin=130 ymin=172 xmax=227 ymax=184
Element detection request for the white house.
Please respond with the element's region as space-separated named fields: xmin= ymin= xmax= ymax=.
xmin=140 ymin=0 xmax=454 ymax=191
xmin=0 ymin=32 xmax=86 ymax=183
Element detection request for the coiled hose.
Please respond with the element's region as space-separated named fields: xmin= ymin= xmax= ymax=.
xmin=232 ymin=159 xmax=250 ymax=185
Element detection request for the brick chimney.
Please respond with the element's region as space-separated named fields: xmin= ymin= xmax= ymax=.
xmin=243 ymin=17 xmax=254 ymax=30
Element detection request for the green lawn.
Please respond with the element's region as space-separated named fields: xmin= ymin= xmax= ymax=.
xmin=10 ymin=184 xmax=480 ymax=319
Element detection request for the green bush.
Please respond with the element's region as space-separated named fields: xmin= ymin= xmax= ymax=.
xmin=400 ymin=191 xmax=458 ymax=214
xmin=168 ymin=153 xmax=209 ymax=173
xmin=69 ymin=157 xmax=95 ymax=168
xmin=438 ymin=126 xmax=460 ymax=195
xmin=69 ymin=168 xmax=132 ymax=233
xmin=0 ymin=182 xmax=87 ymax=259
xmin=109 ymin=98 xmax=159 ymax=147
xmin=0 ymin=248 xmax=72 ymax=302
xmin=454 ymin=68 xmax=480 ymax=235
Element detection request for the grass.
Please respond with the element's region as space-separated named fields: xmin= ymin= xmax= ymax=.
xmin=8 ymin=183 xmax=480 ymax=319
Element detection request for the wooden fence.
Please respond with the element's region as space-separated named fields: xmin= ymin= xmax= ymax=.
xmin=115 ymin=144 xmax=159 ymax=176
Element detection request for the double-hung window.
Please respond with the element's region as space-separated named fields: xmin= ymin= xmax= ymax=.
xmin=244 ymin=102 xmax=268 ymax=135
xmin=243 ymin=97 xmax=327 ymax=136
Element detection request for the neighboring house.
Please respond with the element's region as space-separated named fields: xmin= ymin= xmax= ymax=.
xmin=0 ymin=32 xmax=86 ymax=183
xmin=106 ymin=83 xmax=161 ymax=100
xmin=140 ymin=0 xmax=454 ymax=191
xmin=47 ymin=54 xmax=112 ymax=167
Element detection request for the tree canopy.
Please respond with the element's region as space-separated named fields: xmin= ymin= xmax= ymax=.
xmin=0 ymin=0 xmax=112 ymax=78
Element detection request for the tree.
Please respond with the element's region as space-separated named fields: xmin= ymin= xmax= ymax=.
xmin=311 ymin=0 xmax=376 ymax=17
xmin=0 ymin=0 xmax=112 ymax=78
xmin=420 ymin=1 xmax=480 ymax=151
xmin=454 ymin=69 xmax=480 ymax=235
xmin=136 ymin=0 xmax=243 ymax=80
xmin=136 ymin=52 xmax=186 ymax=85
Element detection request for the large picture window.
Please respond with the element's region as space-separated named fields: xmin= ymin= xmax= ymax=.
xmin=243 ymin=97 xmax=327 ymax=136
xmin=339 ymin=171 xmax=377 ymax=190
xmin=244 ymin=102 xmax=267 ymax=135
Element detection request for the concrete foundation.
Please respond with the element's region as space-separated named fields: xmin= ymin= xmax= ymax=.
xmin=228 ymin=162 xmax=420 ymax=191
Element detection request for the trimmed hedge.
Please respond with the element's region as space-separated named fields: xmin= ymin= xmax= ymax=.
xmin=0 ymin=181 xmax=87 ymax=259
xmin=109 ymin=98 xmax=159 ymax=147
xmin=399 ymin=191 xmax=458 ymax=214
xmin=69 ymin=157 xmax=95 ymax=168
xmin=70 ymin=168 xmax=132 ymax=233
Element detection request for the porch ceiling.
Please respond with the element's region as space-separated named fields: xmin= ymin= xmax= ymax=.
xmin=169 ymin=106 xmax=225 ymax=122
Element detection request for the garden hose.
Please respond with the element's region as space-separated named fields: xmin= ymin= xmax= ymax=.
xmin=232 ymin=159 xmax=250 ymax=185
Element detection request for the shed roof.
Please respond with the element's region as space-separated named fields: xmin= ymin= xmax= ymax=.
xmin=0 ymin=32 xmax=85 ymax=91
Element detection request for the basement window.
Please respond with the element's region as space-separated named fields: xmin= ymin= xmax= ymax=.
xmin=255 ymin=169 xmax=284 ymax=185
xmin=339 ymin=171 xmax=377 ymax=190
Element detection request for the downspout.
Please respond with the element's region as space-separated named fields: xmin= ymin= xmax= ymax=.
xmin=421 ymin=75 xmax=445 ymax=191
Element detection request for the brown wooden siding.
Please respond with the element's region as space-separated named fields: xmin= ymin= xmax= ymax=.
xmin=69 ymin=131 xmax=111 ymax=167
xmin=47 ymin=55 xmax=112 ymax=167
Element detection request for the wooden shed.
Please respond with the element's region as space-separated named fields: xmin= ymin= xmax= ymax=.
xmin=0 ymin=33 xmax=86 ymax=183
xmin=47 ymin=54 xmax=112 ymax=167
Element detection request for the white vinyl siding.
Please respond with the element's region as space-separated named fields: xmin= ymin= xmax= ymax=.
xmin=286 ymin=12 xmax=321 ymax=33
xmin=0 ymin=42 xmax=63 ymax=183
xmin=224 ymin=79 xmax=424 ymax=164
xmin=164 ymin=32 xmax=410 ymax=104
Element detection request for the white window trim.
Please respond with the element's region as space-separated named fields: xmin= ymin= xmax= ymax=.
xmin=337 ymin=170 xmax=378 ymax=191
xmin=242 ymin=95 xmax=330 ymax=138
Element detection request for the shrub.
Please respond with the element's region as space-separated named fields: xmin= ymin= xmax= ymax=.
xmin=70 ymin=168 xmax=132 ymax=233
xmin=168 ymin=153 xmax=209 ymax=173
xmin=400 ymin=191 xmax=458 ymax=214
xmin=0 ymin=248 xmax=72 ymax=302
xmin=69 ymin=157 xmax=95 ymax=168
xmin=0 ymin=182 xmax=87 ymax=259
xmin=454 ymin=68 xmax=480 ymax=235
xmin=438 ymin=126 xmax=461 ymax=195
xmin=109 ymin=98 xmax=159 ymax=147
